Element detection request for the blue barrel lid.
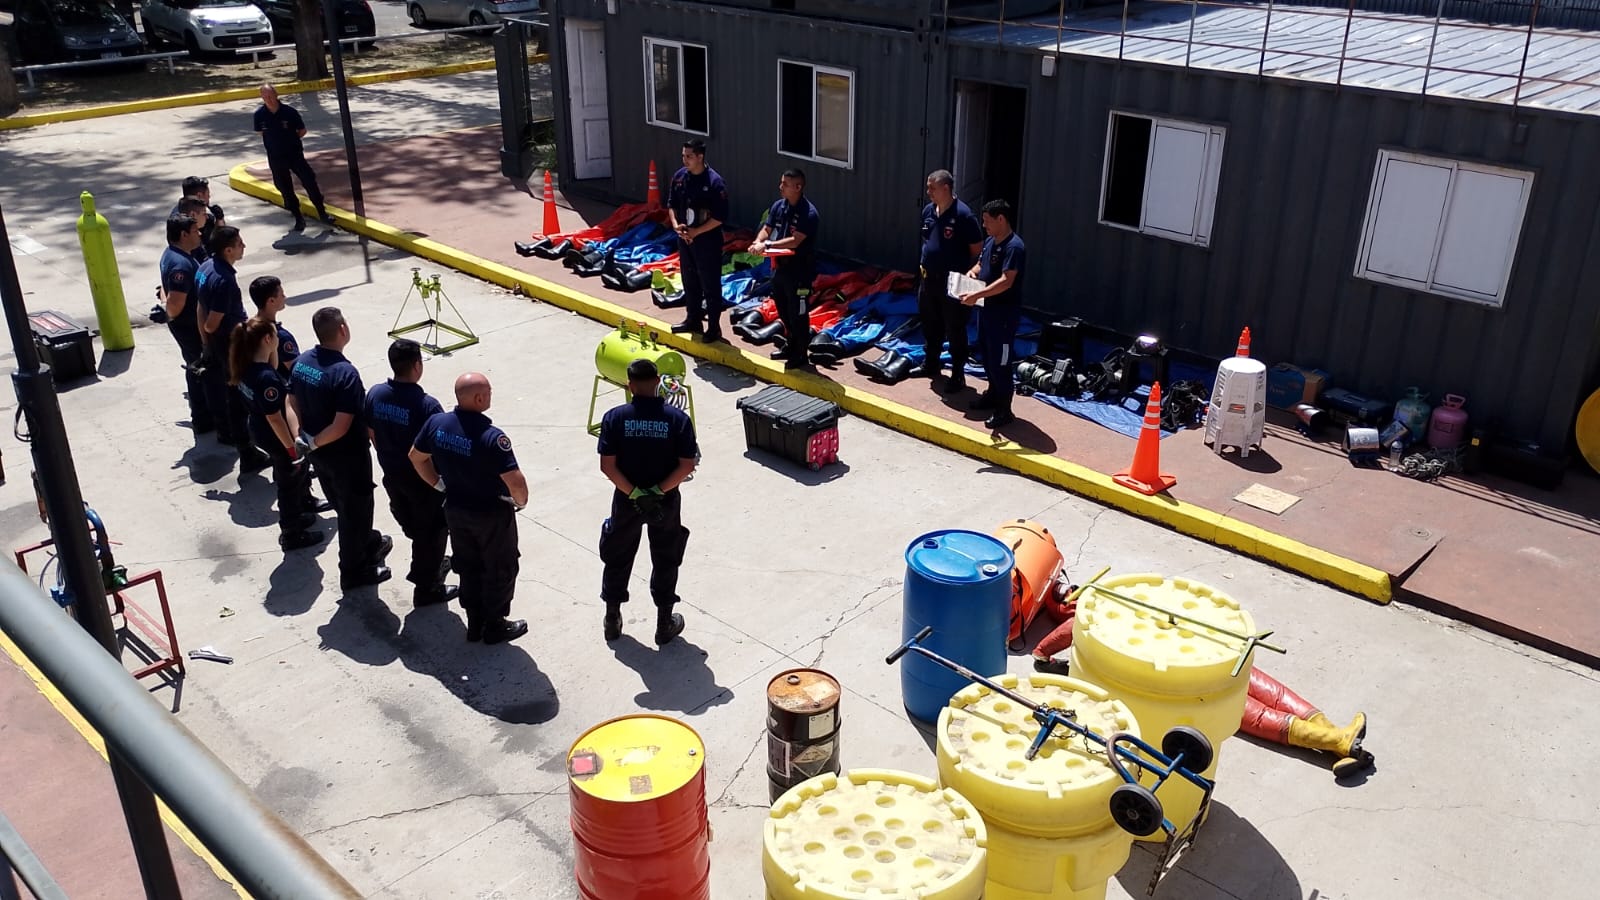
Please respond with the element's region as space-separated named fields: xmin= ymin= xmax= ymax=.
xmin=904 ymin=530 xmax=1014 ymax=584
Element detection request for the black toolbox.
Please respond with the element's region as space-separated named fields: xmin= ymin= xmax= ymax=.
xmin=28 ymin=309 xmax=96 ymax=384
xmin=737 ymin=385 xmax=842 ymax=471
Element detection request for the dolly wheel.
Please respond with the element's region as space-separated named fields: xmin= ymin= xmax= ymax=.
xmin=1109 ymin=783 xmax=1164 ymax=836
xmin=1161 ymin=725 xmax=1214 ymax=774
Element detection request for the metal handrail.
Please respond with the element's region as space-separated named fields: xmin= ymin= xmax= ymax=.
xmin=0 ymin=567 xmax=362 ymax=898
xmin=237 ymin=21 xmax=515 ymax=64
xmin=9 ymin=50 xmax=186 ymax=90
xmin=0 ymin=810 xmax=67 ymax=900
xmin=942 ymin=0 xmax=1600 ymax=106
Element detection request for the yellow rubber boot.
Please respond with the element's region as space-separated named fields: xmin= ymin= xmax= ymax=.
xmin=1287 ymin=711 xmax=1367 ymax=758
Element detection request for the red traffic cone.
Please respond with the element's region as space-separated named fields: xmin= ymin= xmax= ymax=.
xmin=1113 ymin=382 xmax=1177 ymax=496
xmin=1236 ymin=327 xmax=1252 ymax=357
xmin=647 ymin=160 xmax=661 ymax=209
xmin=538 ymin=170 xmax=560 ymax=238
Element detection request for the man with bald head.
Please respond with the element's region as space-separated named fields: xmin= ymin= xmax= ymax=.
xmin=254 ymin=83 xmax=333 ymax=232
xmin=410 ymin=373 xmax=530 ymax=644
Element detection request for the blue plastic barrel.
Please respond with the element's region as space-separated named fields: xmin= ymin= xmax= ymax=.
xmin=901 ymin=530 xmax=1015 ymax=722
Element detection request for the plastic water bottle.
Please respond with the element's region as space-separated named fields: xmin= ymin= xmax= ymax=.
xmin=1389 ymin=440 xmax=1404 ymax=469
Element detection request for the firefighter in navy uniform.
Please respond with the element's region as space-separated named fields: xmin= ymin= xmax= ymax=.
xmin=410 ymin=373 xmax=530 ymax=645
xmin=289 ymin=307 xmax=393 ymax=592
xmin=195 ymin=226 xmax=269 ymax=470
xmin=914 ymin=169 xmax=984 ymax=392
xmin=597 ymin=359 xmax=699 ymax=646
xmin=228 ymin=317 xmax=322 ymax=551
xmin=750 ymin=169 xmax=820 ymax=369
xmin=159 ymin=213 xmax=212 ymax=434
xmin=366 ymin=339 xmax=456 ymax=608
xmin=958 ymin=199 xmax=1027 ymax=431
xmin=666 ymin=139 xmax=730 ymax=343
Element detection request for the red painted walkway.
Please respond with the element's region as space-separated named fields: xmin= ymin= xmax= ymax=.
xmin=255 ymin=126 xmax=1600 ymax=667
xmin=0 ymin=644 xmax=237 ymax=899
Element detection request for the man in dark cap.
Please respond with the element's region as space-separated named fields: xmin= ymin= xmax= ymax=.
xmin=596 ymin=359 xmax=699 ymax=645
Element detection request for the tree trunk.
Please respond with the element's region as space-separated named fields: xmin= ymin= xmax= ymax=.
xmin=294 ymin=0 xmax=329 ymax=81
xmin=0 ymin=39 xmax=20 ymax=119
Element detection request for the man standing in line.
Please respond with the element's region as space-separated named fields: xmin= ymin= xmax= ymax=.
xmin=596 ymin=359 xmax=698 ymax=646
xmin=914 ymin=170 xmax=984 ymax=393
xmin=170 ymin=176 xmax=224 ymax=248
xmin=410 ymin=373 xmax=529 ymax=644
xmin=289 ymin=308 xmax=393 ymax=591
xmin=160 ymin=213 xmax=212 ymax=435
xmin=366 ymin=340 xmax=456 ymax=608
xmin=666 ymin=139 xmax=730 ymax=343
xmin=254 ymin=84 xmax=334 ymax=232
xmin=195 ymin=226 xmax=268 ymax=469
xmin=750 ymin=169 xmax=819 ymax=370
xmin=958 ymin=199 xmax=1026 ymax=431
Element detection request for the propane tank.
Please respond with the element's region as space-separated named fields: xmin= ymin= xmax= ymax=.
xmin=1392 ymin=388 xmax=1432 ymax=446
xmin=1427 ymin=394 xmax=1469 ymax=451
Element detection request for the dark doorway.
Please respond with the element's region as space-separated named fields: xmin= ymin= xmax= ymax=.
xmin=952 ymin=81 xmax=1027 ymax=225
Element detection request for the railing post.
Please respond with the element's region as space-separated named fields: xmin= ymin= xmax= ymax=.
xmin=1258 ymin=0 xmax=1277 ymax=77
xmin=999 ymin=0 xmax=1006 ymax=42
xmin=1120 ymin=0 xmax=1132 ymax=61
xmin=1186 ymin=0 xmax=1200 ymax=68
xmin=0 ymin=811 xmax=69 ymax=900
xmin=1422 ymin=0 xmax=1446 ymax=97
xmin=1513 ymin=0 xmax=1543 ymax=110
xmin=1337 ymin=0 xmax=1356 ymax=89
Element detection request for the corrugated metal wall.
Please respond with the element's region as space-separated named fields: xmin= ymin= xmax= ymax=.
xmin=554 ymin=0 xmax=935 ymax=266
xmin=545 ymin=0 xmax=1600 ymax=446
xmin=949 ymin=44 xmax=1600 ymax=446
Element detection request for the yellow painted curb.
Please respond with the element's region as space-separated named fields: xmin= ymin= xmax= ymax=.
xmin=230 ymin=164 xmax=1393 ymax=604
xmin=1 ymin=55 xmax=546 ymax=132
xmin=0 ymin=630 xmax=251 ymax=898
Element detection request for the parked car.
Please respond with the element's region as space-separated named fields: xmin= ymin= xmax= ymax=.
xmin=256 ymin=0 xmax=375 ymax=44
xmin=10 ymin=0 xmax=144 ymax=64
xmin=407 ymin=0 xmax=539 ymax=29
xmin=141 ymin=0 xmax=272 ymax=54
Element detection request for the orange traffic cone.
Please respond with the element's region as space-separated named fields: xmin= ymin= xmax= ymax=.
xmin=647 ymin=160 xmax=662 ymax=209
xmin=1113 ymin=382 xmax=1177 ymax=495
xmin=1236 ymin=327 xmax=1252 ymax=357
xmin=539 ymin=170 xmax=560 ymax=238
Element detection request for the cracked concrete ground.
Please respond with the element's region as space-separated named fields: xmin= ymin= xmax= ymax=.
xmin=3 ymin=73 xmax=1599 ymax=899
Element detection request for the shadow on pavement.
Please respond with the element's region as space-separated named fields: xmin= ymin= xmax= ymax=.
xmin=1116 ymin=801 xmax=1301 ymax=899
xmin=609 ymin=632 xmax=732 ymax=715
xmin=740 ymin=449 xmax=850 ymax=485
xmin=172 ymin=442 xmax=237 ymax=485
xmin=263 ymin=538 xmax=329 ymax=617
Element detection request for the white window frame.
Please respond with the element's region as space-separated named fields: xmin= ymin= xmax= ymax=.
xmin=775 ymin=59 xmax=855 ymax=169
xmin=1097 ymin=111 xmax=1226 ymax=248
xmin=1353 ymin=150 xmax=1533 ymax=308
xmin=643 ymin=37 xmax=709 ymax=136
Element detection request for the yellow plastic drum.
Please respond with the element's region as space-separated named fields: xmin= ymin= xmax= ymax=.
xmin=1068 ymin=574 xmax=1256 ymax=841
xmin=764 ymin=769 xmax=988 ymax=900
xmin=937 ymin=674 xmax=1139 ymax=900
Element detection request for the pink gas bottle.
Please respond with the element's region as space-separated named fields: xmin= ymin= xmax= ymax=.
xmin=1427 ymin=394 xmax=1469 ymax=450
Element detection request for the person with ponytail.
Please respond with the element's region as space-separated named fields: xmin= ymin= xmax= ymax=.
xmin=230 ymin=317 xmax=324 ymax=552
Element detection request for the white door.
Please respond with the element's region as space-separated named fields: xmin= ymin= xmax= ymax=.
xmin=566 ymin=19 xmax=611 ymax=180
xmin=952 ymin=82 xmax=990 ymax=203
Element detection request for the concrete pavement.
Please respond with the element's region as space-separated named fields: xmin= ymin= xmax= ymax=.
xmin=3 ymin=73 xmax=1599 ymax=899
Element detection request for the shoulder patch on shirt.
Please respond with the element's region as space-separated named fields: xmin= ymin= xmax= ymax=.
xmin=263 ymin=385 xmax=279 ymax=403
xmin=282 ymin=341 xmax=296 ymax=355
xmin=496 ymin=433 xmax=513 ymax=452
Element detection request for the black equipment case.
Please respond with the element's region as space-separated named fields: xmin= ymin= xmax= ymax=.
xmin=28 ymin=310 xmax=96 ymax=383
xmin=737 ymin=385 xmax=842 ymax=471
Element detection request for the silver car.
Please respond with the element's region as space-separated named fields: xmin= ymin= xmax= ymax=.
xmin=406 ymin=0 xmax=540 ymax=28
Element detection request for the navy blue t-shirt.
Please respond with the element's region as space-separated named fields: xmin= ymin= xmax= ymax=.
xmin=236 ymin=362 xmax=287 ymax=451
xmin=977 ymin=232 xmax=1026 ymax=307
xmin=274 ymin=322 xmax=300 ymax=377
xmin=255 ymin=102 xmax=306 ymax=158
xmin=668 ymin=166 xmax=729 ymax=246
xmin=920 ymin=199 xmax=983 ymax=276
xmin=159 ymin=245 xmax=199 ymax=328
xmin=289 ymin=346 xmax=367 ymax=450
xmin=414 ymin=409 xmax=519 ymax=511
xmin=596 ymin=396 xmax=699 ymax=491
xmin=365 ymin=380 xmax=444 ymax=482
xmin=765 ymin=196 xmax=820 ymax=273
xmin=195 ymin=257 xmax=245 ymax=353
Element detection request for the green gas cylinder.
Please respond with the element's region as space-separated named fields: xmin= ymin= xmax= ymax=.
xmin=75 ymin=192 xmax=134 ymax=352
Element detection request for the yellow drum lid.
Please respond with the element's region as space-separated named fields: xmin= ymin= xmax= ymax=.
xmin=1577 ymin=387 xmax=1600 ymax=476
xmin=765 ymin=769 xmax=987 ymax=899
xmin=1074 ymin=574 xmax=1256 ymax=679
xmin=568 ymin=714 xmax=705 ymax=803
xmin=937 ymin=675 xmax=1136 ymax=831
